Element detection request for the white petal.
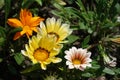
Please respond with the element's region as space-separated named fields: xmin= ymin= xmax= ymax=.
xmin=79 ymin=66 xmax=85 ymax=71
xmin=68 ymin=64 xmax=74 ymax=69
xmin=74 ymin=65 xmax=80 ymax=69
xmin=66 ymin=61 xmax=72 ymax=65
xmin=86 ymin=52 xmax=92 ymax=58
xmin=21 ymin=50 xmax=27 ymax=56
xmin=84 ymin=58 xmax=92 ymax=63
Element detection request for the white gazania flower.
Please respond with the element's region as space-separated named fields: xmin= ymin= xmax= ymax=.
xmin=64 ymin=47 xmax=92 ymax=71
xmin=38 ymin=17 xmax=72 ymax=44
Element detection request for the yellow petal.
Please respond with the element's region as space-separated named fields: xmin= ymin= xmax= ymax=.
xmin=41 ymin=63 xmax=47 ymax=70
xmin=7 ymin=18 xmax=23 ymax=27
xmin=50 ymin=57 xmax=62 ymax=63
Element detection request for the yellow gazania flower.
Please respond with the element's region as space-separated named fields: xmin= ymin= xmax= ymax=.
xmin=7 ymin=9 xmax=44 ymax=40
xmin=21 ymin=34 xmax=63 ymax=70
xmin=38 ymin=17 xmax=72 ymax=44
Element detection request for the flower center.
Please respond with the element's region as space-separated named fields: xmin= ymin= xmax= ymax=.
xmin=73 ymin=59 xmax=81 ymax=65
xmin=48 ymin=32 xmax=59 ymax=41
xmin=33 ymin=48 xmax=49 ymax=61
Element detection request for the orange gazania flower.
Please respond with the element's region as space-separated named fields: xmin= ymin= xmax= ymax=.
xmin=7 ymin=9 xmax=44 ymax=40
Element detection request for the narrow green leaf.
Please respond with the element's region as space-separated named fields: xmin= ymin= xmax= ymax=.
xmin=79 ymin=22 xmax=87 ymax=30
xmin=14 ymin=53 xmax=25 ymax=65
xmin=81 ymin=35 xmax=90 ymax=48
xmin=0 ymin=37 xmax=5 ymax=46
xmin=115 ymin=3 xmax=120 ymax=13
xmin=5 ymin=0 xmax=11 ymax=27
xmin=0 ymin=0 xmax=4 ymax=9
xmin=35 ymin=0 xmax=43 ymax=6
xmin=22 ymin=0 xmax=35 ymax=8
xmin=67 ymin=35 xmax=79 ymax=44
xmin=9 ymin=27 xmax=22 ymax=34
xmin=114 ymin=68 xmax=120 ymax=74
xmin=81 ymin=73 xmax=93 ymax=77
xmin=103 ymin=67 xmax=115 ymax=75
xmin=0 ymin=26 xmax=6 ymax=38
xmin=76 ymin=0 xmax=86 ymax=12
xmin=21 ymin=64 xmax=40 ymax=74
xmin=53 ymin=3 xmax=64 ymax=10
xmin=0 ymin=58 xmax=3 ymax=63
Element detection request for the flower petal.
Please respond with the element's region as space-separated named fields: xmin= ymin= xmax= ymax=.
xmin=20 ymin=9 xmax=32 ymax=25
xmin=50 ymin=57 xmax=62 ymax=63
xmin=13 ymin=32 xmax=22 ymax=40
xmin=41 ymin=63 xmax=47 ymax=70
xmin=30 ymin=17 xmax=44 ymax=27
xmin=7 ymin=18 xmax=23 ymax=27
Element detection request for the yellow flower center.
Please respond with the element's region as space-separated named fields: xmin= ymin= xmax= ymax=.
xmin=33 ymin=48 xmax=49 ymax=61
xmin=48 ymin=32 xmax=59 ymax=41
xmin=73 ymin=59 xmax=81 ymax=65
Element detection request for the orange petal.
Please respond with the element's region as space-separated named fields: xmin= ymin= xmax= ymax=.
xmin=29 ymin=17 xmax=44 ymax=27
xmin=20 ymin=29 xmax=26 ymax=35
xmin=20 ymin=9 xmax=32 ymax=25
xmin=7 ymin=18 xmax=23 ymax=27
xmin=13 ymin=32 xmax=22 ymax=40
xmin=21 ymin=26 xmax=33 ymax=37
xmin=26 ymin=33 xmax=30 ymax=39
xmin=30 ymin=27 xmax=38 ymax=32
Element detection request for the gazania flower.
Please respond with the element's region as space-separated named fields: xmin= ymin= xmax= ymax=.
xmin=110 ymin=38 xmax=120 ymax=44
xmin=102 ymin=53 xmax=117 ymax=67
xmin=64 ymin=47 xmax=92 ymax=71
xmin=21 ymin=34 xmax=63 ymax=70
xmin=7 ymin=9 xmax=44 ymax=40
xmin=38 ymin=17 xmax=72 ymax=44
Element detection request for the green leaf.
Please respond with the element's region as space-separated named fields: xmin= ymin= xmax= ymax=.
xmin=14 ymin=53 xmax=25 ymax=65
xmin=0 ymin=27 xmax=6 ymax=38
xmin=81 ymin=73 xmax=93 ymax=77
xmin=35 ymin=0 xmax=43 ymax=6
xmin=21 ymin=64 xmax=40 ymax=74
xmin=79 ymin=22 xmax=88 ymax=30
xmin=22 ymin=0 xmax=35 ymax=8
xmin=9 ymin=27 xmax=22 ymax=34
xmin=88 ymin=28 xmax=93 ymax=34
xmin=103 ymin=67 xmax=115 ymax=75
xmin=76 ymin=0 xmax=86 ymax=12
xmin=5 ymin=0 xmax=11 ymax=27
xmin=90 ymin=60 xmax=100 ymax=70
xmin=67 ymin=35 xmax=79 ymax=44
xmin=81 ymin=35 xmax=90 ymax=48
xmin=115 ymin=3 xmax=120 ymax=13
xmin=0 ymin=58 xmax=3 ymax=63
xmin=0 ymin=37 xmax=5 ymax=46
xmin=113 ymin=68 xmax=120 ymax=74
xmin=53 ymin=3 xmax=64 ymax=10
xmin=0 ymin=0 xmax=4 ymax=9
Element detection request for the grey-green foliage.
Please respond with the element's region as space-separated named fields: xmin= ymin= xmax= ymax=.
xmin=52 ymin=0 xmax=120 ymax=35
